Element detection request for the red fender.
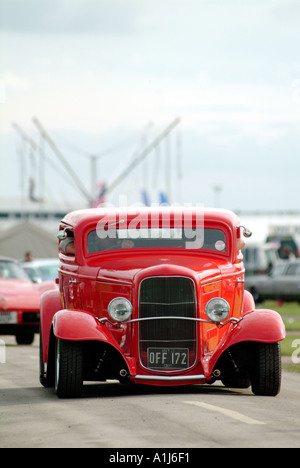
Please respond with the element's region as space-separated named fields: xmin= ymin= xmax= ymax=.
xmin=227 ymin=309 xmax=286 ymax=345
xmin=203 ymin=309 xmax=286 ymax=377
xmin=40 ymin=289 xmax=62 ymax=363
xmin=243 ymin=290 xmax=255 ymax=314
xmin=52 ymin=310 xmax=137 ymax=376
xmin=53 ymin=310 xmax=121 ymax=347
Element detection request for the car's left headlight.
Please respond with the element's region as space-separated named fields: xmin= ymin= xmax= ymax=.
xmin=108 ymin=297 xmax=133 ymax=322
xmin=205 ymin=298 xmax=230 ymax=322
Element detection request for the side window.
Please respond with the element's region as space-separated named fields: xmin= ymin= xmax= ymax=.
xmin=286 ymin=264 xmax=298 ymax=276
xmin=271 ymin=264 xmax=286 ymax=278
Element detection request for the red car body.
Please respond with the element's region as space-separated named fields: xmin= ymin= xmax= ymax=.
xmin=0 ymin=257 xmax=57 ymax=344
xmin=40 ymin=207 xmax=286 ymax=398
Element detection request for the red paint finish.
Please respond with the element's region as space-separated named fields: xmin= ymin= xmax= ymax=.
xmin=0 ymin=259 xmax=57 ymax=343
xmin=40 ymin=207 xmax=286 ymax=395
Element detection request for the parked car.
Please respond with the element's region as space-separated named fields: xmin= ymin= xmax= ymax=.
xmin=21 ymin=259 xmax=59 ymax=283
xmin=266 ymin=233 xmax=300 ymax=259
xmin=0 ymin=257 xmax=57 ymax=344
xmin=243 ymin=242 xmax=279 ymax=275
xmin=245 ymin=259 xmax=300 ymax=303
xmin=40 ymin=207 xmax=285 ymax=398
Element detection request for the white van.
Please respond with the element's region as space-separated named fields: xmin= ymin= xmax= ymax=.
xmin=243 ymin=242 xmax=279 ymax=275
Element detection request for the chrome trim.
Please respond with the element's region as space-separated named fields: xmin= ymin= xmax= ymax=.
xmin=205 ymin=297 xmax=230 ymax=322
xmin=57 ymin=228 xmax=68 ymax=240
xmin=138 ymin=276 xmax=198 ymax=374
xmin=130 ymin=316 xmax=210 ymax=323
xmin=238 ymin=225 xmax=252 ymax=238
xmin=57 ymin=226 xmax=73 ymax=240
xmin=134 ymin=374 xmax=206 ymax=382
xmin=96 ymin=316 xmax=243 ymax=328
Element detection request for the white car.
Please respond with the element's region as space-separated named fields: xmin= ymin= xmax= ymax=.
xmin=21 ymin=259 xmax=59 ymax=283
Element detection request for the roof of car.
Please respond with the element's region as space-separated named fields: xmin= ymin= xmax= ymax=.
xmin=61 ymin=207 xmax=241 ymax=230
xmin=0 ymin=256 xmax=17 ymax=263
xmin=20 ymin=259 xmax=59 ymax=267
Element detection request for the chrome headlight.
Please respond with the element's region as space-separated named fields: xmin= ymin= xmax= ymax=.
xmin=108 ymin=297 xmax=133 ymax=322
xmin=205 ymin=298 xmax=230 ymax=322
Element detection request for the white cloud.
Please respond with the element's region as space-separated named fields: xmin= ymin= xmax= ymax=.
xmin=3 ymin=71 xmax=29 ymax=90
xmin=0 ymin=80 xmax=5 ymax=103
xmin=1 ymin=0 xmax=300 ymax=210
xmin=0 ymin=0 xmax=139 ymax=35
xmin=2 ymin=66 xmax=299 ymax=144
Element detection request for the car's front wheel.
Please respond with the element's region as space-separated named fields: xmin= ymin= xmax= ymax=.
xmin=251 ymin=342 xmax=281 ymax=396
xmin=55 ymin=338 xmax=83 ymax=398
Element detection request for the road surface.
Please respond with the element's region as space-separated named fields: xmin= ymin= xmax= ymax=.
xmin=0 ymin=335 xmax=299 ymax=449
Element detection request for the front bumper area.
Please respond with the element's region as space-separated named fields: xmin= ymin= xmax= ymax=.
xmin=134 ymin=373 xmax=207 ymax=383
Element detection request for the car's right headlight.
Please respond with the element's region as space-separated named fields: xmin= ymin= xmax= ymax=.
xmin=205 ymin=298 xmax=230 ymax=323
xmin=108 ymin=297 xmax=133 ymax=322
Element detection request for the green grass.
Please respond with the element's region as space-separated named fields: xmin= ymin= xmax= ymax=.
xmin=280 ymin=335 xmax=300 ymax=356
xmin=261 ymin=300 xmax=300 ymax=331
xmin=281 ymin=336 xmax=300 ymax=373
xmin=263 ymin=300 xmax=300 ymax=317
xmin=282 ymin=364 xmax=300 ymax=372
xmin=283 ymin=319 xmax=300 ymax=332
xmin=258 ymin=301 xmax=300 ymax=372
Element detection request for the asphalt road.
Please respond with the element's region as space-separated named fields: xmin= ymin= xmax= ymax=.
xmin=1 ymin=334 xmax=300 ymax=449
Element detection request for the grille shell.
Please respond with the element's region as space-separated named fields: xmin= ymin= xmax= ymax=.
xmin=138 ymin=277 xmax=197 ymax=372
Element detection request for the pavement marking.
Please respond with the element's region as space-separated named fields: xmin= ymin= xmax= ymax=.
xmin=185 ymin=401 xmax=266 ymax=425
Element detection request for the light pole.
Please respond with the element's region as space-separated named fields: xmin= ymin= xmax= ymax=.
xmin=213 ymin=185 xmax=223 ymax=208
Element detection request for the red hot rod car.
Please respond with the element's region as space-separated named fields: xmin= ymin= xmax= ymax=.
xmin=40 ymin=207 xmax=285 ymax=398
xmin=0 ymin=257 xmax=57 ymax=345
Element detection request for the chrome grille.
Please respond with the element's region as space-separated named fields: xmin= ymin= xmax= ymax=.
xmin=139 ymin=277 xmax=197 ymax=371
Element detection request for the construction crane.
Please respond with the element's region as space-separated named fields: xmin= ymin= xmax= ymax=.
xmin=12 ymin=121 xmax=84 ymax=207
xmin=103 ymin=117 xmax=181 ymax=196
xmin=32 ymin=117 xmax=94 ymax=206
xmin=32 ymin=117 xmax=181 ymax=207
xmin=11 ymin=122 xmax=43 ymax=204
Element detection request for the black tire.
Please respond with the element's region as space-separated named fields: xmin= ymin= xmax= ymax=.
xmin=250 ymin=287 xmax=261 ymax=304
xmin=251 ymin=342 xmax=281 ymax=396
xmin=55 ymin=338 xmax=83 ymax=398
xmin=16 ymin=331 xmax=35 ymax=345
xmin=40 ymin=332 xmax=48 ymax=388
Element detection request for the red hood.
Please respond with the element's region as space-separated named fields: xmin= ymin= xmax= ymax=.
xmin=95 ymin=252 xmax=224 ymax=285
xmin=0 ymin=278 xmax=56 ymax=311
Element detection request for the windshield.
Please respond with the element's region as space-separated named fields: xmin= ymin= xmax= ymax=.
xmin=0 ymin=261 xmax=29 ymax=280
xmin=87 ymin=228 xmax=227 ymax=254
xmin=23 ymin=263 xmax=59 ymax=281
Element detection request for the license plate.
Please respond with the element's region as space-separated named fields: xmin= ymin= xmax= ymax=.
xmin=0 ymin=311 xmax=18 ymax=324
xmin=147 ymin=348 xmax=189 ymax=369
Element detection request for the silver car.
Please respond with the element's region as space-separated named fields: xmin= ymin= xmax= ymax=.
xmin=245 ymin=260 xmax=300 ymax=303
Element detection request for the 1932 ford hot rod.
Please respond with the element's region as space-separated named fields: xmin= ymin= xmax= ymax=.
xmin=40 ymin=207 xmax=286 ymax=398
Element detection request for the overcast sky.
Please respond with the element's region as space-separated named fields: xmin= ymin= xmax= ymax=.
xmin=1 ymin=0 xmax=300 ymax=212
